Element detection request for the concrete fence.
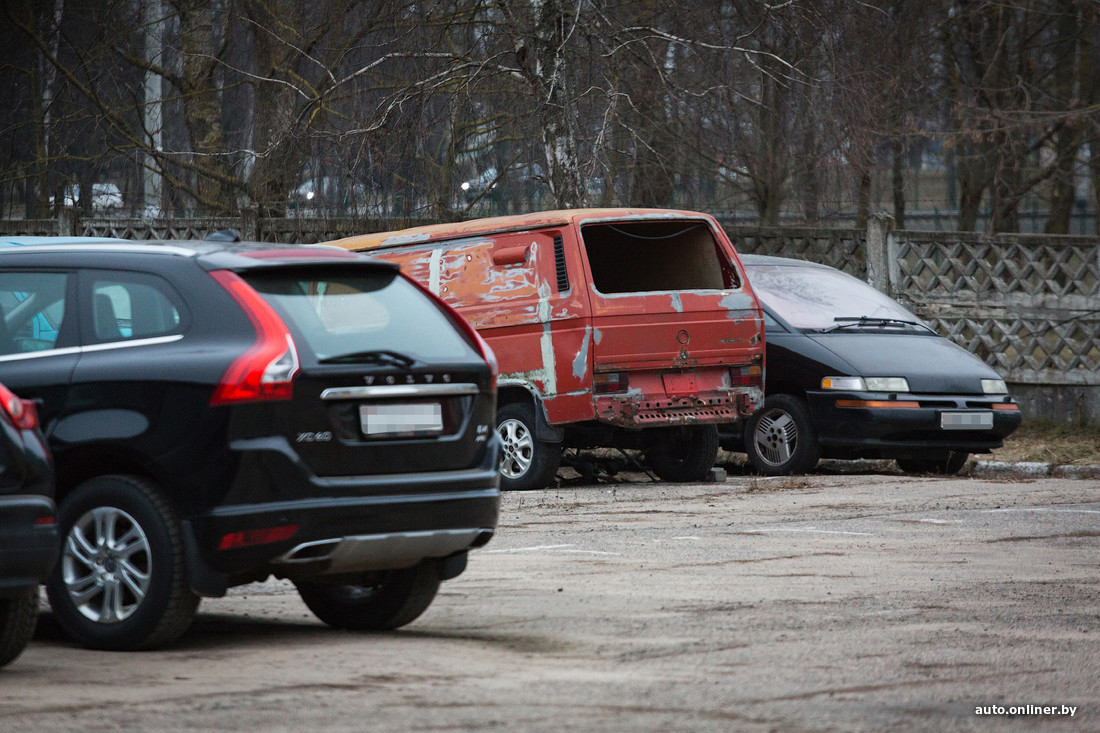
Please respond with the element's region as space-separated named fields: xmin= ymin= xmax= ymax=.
xmin=7 ymin=208 xmax=1099 ymax=424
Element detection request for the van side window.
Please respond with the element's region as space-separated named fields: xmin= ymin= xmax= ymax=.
xmin=0 ymin=271 xmax=69 ymax=355
xmin=91 ymin=274 xmax=183 ymax=343
xmin=581 ymin=222 xmax=737 ymax=294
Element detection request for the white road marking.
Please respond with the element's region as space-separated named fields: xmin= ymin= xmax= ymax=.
xmin=742 ymin=527 xmax=874 ymax=537
xmin=984 ymin=508 xmax=1100 ymax=515
xmin=486 ymin=544 xmax=575 ymax=554
xmin=555 ymin=550 xmax=622 ymax=556
xmin=918 ymin=518 xmax=962 ymax=524
xmin=672 ymin=536 xmax=702 ymax=541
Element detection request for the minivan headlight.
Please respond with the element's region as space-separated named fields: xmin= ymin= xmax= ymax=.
xmin=821 ymin=376 xmax=865 ymax=391
xmin=982 ymin=378 xmax=1008 ymax=394
xmin=863 ymin=377 xmax=910 ymax=392
xmin=821 ymin=376 xmax=910 ymax=392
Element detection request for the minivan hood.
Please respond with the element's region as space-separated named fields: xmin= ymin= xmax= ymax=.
xmin=808 ymin=332 xmax=1003 ymax=394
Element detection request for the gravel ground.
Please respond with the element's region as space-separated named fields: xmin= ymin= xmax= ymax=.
xmin=3 ymin=472 xmax=1098 ymax=732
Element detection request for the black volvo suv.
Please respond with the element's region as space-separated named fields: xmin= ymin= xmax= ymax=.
xmin=0 ymin=380 xmax=57 ymax=667
xmin=0 ymin=240 xmax=500 ymax=650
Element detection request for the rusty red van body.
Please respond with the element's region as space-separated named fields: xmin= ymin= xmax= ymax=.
xmin=331 ymin=209 xmax=764 ymax=490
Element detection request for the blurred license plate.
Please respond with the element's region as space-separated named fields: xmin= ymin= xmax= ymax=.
xmin=940 ymin=411 xmax=993 ymax=430
xmin=360 ymin=402 xmax=443 ymax=436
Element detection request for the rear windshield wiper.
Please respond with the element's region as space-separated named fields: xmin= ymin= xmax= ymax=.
xmin=822 ymin=316 xmax=933 ymax=333
xmin=318 ymin=349 xmax=416 ymax=367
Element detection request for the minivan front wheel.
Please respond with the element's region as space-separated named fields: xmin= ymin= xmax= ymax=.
xmin=645 ymin=425 xmax=719 ymax=482
xmin=744 ymin=394 xmax=820 ymax=475
xmin=496 ymin=402 xmax=560 ymax=491
xmin=295 ymin=561 xmax=442 ymax=631
xmin=46 ymin=476 xmax=199 ymax=650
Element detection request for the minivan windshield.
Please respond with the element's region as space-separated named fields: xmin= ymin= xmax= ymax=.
xmin=747 ymin=264 xmax=925 ymax=331
xmin=243 ymin=268 xmax=480 ymax=364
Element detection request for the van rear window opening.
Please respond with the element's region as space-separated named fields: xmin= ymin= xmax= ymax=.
xmin=580 ymin=221 xmax=738 ymax=294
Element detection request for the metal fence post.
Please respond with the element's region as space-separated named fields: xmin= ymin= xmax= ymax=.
xmin=865 ymin=212 xmax=895 ymax=293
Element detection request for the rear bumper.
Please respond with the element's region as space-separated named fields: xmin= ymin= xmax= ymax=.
xmin=0 ymin=495 xmax=59 ymax=595
xmin=595 ymin=386 xmax=763 ymax=427
xmin=806 ymin=391 xmax=1022 ymax=458
xmin=186 ymin=439 xmax=501 ymax=582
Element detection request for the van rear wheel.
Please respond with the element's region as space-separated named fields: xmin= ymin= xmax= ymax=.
xmin=645 ymin=425 xmax=719 ymax=482
xmin=496 ymin=403 xmax=560 ymax=491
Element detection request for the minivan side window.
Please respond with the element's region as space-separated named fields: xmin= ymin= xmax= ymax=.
xmin=90 ymin=274 xmax=183 ymax=343
xmin=0 ymin=271 xmax=69 ymax=355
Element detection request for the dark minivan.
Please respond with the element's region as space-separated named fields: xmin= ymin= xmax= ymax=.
xmin=0 ymin=240 xmax=500 ymax=650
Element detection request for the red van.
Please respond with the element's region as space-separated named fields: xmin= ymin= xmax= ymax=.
xmin=332 ymin=209 xmax=764 ymax=490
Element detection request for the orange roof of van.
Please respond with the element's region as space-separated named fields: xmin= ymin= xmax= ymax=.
xmin=328 ymin=208 xmax=713 ymax=251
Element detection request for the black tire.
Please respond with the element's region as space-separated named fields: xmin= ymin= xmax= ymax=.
xmin=744 ymin=394 xmax=820 ymax=475
xmin=0 ymin=589 xmax=39 ymax=667
xmin=896 ymin=452 xmax=970 ymax=475
xmin=46 ymin=475 xmax=200 ymax=651
xmin=645 ymin=425 xmax=719 ymax=483
xmin=496 ymin=402 xmax=561 ymax=491
xmin=295 ymin=561 xmax=442 ymax=631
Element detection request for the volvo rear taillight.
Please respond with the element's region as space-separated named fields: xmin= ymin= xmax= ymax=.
xmin=209 ymin=270 xmax=300 ymax=405
xmin=0 ymin=382 xmax=39 ymax=430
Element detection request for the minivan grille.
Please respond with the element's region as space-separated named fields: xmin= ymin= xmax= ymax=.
xmin=553 ymin=235 xmax=570 ymax=292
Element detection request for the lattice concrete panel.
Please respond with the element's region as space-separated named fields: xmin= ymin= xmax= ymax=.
xmin=896 ymin=236 xmax=1099 ymax=299
xmin=81 ymin=219 xmax=219 ymax=241
xmin=922 ymin=314 xmax=1100 ymax=385
xmin=724 ymin=227 xmax=867 ymax=279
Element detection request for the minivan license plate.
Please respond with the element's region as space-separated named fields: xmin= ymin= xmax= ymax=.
xmin=940 ymin=411 xmax=993 ymax=430
xmin=361 ymin=403 xmax=443 ymax=436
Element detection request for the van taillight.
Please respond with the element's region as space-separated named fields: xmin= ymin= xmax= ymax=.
xmin=594 ymin=372 xmax=629 ymax=394
xmin=0 ymin=383 xmax=38 ymax=430
xmin=730 ymin=365 xmax=762 ymax=387
xmin=209 ymin=270 xmax=300 ymax=405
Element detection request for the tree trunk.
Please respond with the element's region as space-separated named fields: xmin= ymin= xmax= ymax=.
xmin=175 ymin=0 xmax=238 ymax=216
xmin=891 ymin=138 xmax=906 ymax=228
xmin=245 ymin=0 xmax=308 ymax=218
xmin=1045 ymin=0 xmax=1084 ymax=234
xmin=531 ymin=0 xmax=586 ymax=208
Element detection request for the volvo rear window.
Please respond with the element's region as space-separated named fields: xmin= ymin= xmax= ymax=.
xmin=242 ymin=268 xmax=480 ymax=363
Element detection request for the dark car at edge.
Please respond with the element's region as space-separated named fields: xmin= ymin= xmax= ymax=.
xmin=0 ymin=239 xmax=500 ymax=650
xmin=725 ymin=255 xmax=1022 ymax=475
xmin=0 ymin=381 xmax=57 ymax=667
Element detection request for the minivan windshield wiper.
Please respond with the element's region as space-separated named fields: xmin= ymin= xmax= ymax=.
xmin=318 ymin=349 xmax=417 ymax=367
xmin=821 ymin=316 xmax=933 ymax=334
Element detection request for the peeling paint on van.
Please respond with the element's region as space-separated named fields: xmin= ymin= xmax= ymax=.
xmin=428 ymin=249 xmax=442 ymax=294
xmin=720 ymin=292 xmax=755 ymax=310
xmin=594 ymin=328 xmax=603 ymax=345
xmin=382 ymin=232 xmax=432 ymax=246
xmin=670 ymin=293 xmax=683 ymax=313
xmin=573 ymin=326 xmax=592 ymax=379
